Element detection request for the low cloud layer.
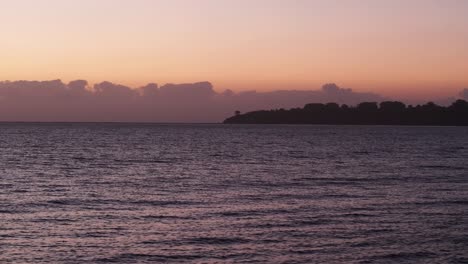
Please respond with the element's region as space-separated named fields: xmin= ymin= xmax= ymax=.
xmin=0 ymin=80 xmax=459 ymax=122
xmin=460 ymin=89 xmax=468 ymax=100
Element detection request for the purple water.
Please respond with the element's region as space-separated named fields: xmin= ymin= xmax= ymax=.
xmin=1 ymin=123 xmax=467 ymax=263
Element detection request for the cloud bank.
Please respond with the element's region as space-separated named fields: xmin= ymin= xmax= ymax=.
xmin=0 ymin=79 xmax=435 ymax=122
xmin=460 ymin=89 xmax=468 ymax=100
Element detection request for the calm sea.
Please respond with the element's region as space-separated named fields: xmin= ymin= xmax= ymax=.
xmin=1 ymin=123 xmax=467 ymax=263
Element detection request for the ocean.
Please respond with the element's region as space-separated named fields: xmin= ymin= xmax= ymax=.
xmin=1 ymin=123 xmax=467 ymax=263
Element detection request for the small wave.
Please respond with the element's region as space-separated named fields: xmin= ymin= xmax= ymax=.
xmin=140 ymin=240 xmax=171 ymax=245
xmin=418 ymin=165 xmax=466 ymax=170
xmin=352 ymin=151 xmax=371 ymax=155
xmin=72 ymin=157 xmax=93 ymax=161
xmin=218 ymin=207 xmax=297 ymax=218
xmin=247 ymin=222 xmax=296 ymax=229
xmin=218 ymin=211 xmax=246 ymax=217
xmin=141 ymin=214 xmax=192 ymax=220
xmin=350 ymin=241 xmax=373 ymax=248
xmin=30 ymin=218 xmax=77 ymax=224
xmin=373 ymin=251 xmax=438 ymax=260
xmin=46 ymin=198 xmax=119 ymax=206
xmin=295 ymin=219 xmax=331 ymax=226
xmin=338 ymin=213 xmax=378 ymax=218
xmin=112 ymin=158 xmax=174 ymax=164
xmin=321 ymin=194 xmax=365 ymax=199
xmin=209 ymin=153 xmax=241 ymax=158
xmin=187 ymin=236 xmax=250 ymax=245
xmin=409 ymin=200 xmax=468 ymax=206
xmin=0 ymin=209 xmax=18 ymax=214
xmin=130 ymin=200 xmax=197 ymax=207
xmin=288 ymin=155 xmax=310 ymax=159
xmin=288 ymin=249 xmax=320 ymax=255
xmin=97 ymin=253 xmax=204 ymax=262
xmin=75 ymin=232 xmax=111 ymax=238
xmin=47 ymin=199 xmax=79 ymax=205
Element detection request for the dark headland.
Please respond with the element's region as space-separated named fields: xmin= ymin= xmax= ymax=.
xmin=224 ymin=100 xmax=468 ymax=126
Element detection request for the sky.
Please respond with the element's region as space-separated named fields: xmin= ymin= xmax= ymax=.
xmin=0 ymin=0 xmax=467 ymax=100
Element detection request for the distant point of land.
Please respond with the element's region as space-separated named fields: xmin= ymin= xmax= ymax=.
xmin=223 ymin=100 xmax=468 ymax=126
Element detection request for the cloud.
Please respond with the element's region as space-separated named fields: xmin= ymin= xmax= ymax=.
xmin=94 ymin=81 xmax=137 ymax=98
xmin=138 ymin=83 xmax=158 ymax=97
xmin=159 ymin=82 xmax=216 ymax=100
xmin=67 ymin=80 xmax=91 ymax=97
xmin=460 ymin=89 xmax=468 ymax=100
xmin=220 ymin=83 xmax=385 ymax=113
xmin=0 ymin=79 xmax=67 ymax=98
xmin=432 ymin=88 xmax=468 ymax=106
xmin=0 ymin=80 xmax=388 ymax=122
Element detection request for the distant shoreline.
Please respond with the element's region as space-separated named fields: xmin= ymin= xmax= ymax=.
xmin=224 ymin=100 xmax=468 ymax=126
xmin=0 ymin=122 xmax=468 ymax=127
xmin=0 ymin=122 xmax=219 ymax=125
xmin=0 ymin=122 xmax=467 ymax=127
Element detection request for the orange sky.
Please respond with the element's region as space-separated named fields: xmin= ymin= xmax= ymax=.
xmin=0 ymin=0 xmax=467 ymax=100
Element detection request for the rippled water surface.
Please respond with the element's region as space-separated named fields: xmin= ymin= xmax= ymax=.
xmin=1 ymin=123 xmax=467 ymax=263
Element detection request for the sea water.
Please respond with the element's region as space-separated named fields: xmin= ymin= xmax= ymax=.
xmin=1 ymin=123 xmax=467 ymax=263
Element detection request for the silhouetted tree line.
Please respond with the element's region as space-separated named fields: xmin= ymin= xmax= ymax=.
xmin=223 ymin=100 xmax=468 ymax=126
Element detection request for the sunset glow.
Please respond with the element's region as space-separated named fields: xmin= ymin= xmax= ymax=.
xmin=1 ymin=0 xmax=467 ymax=99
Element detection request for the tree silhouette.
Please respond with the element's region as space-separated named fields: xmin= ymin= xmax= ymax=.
xmin=224 ymin=100 xmax=468 ymax=126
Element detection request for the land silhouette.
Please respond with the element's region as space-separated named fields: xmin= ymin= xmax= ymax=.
xmin=224 ymin=100 xmax=468 ymax=126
